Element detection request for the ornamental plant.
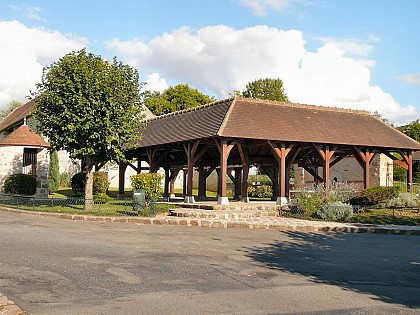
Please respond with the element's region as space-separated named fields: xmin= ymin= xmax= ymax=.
xmin=2 ymin=174 xmax=37 ymax=195
xmin=130 ymin=173 xmax=164 ymax=200
xmin=316 ymin=201 xmax=353 ymax=221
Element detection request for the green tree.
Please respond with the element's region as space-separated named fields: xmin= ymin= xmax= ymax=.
xmin=401 ymin=119 xmax=420 ymax=183
xmin=48 ymin=150 xmax=60 ymax=193
xmin=0 ymin=100 xmax=22 ymax=121
xmin=143 ymin=84 xmax=215 ymax=115
xmin=242 ymin=78 xmax=289 ymax=102
xmin=402 ymin=119 xmax=420 ymax=142
xmin=33 ymin=49 xmax=144 ymax=209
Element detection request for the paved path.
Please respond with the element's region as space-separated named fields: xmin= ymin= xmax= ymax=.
xmin=1 ymin=207 xmax=419 ymax=314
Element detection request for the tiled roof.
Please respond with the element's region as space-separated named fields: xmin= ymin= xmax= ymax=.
xmin=0 ymin=99 xmax=35 ymax=132
xmin=135 ymin=98 xmax=233 ymax=147
xmin=0 ymin=125 xmax=50 ymax=148
xmin=136 ymin=97 xmax=420 ymax=150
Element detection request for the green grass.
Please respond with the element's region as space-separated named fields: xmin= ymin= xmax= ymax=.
xmin=348 ymin=208 xmax=420 ymax=226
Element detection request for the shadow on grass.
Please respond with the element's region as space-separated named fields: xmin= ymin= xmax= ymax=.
xmin=241 ymin=231 xmax=420 ymax=308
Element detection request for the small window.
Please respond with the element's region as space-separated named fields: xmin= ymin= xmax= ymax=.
xmin=23 ymin=148 xmax=37 ymax=176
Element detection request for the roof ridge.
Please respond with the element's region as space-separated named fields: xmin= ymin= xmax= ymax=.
xmin=143 ymin=97 xmax=235 ymax=122
xmin=235 ymin=96 xmax=371 ymax=115
xmin=217 ymin=96 xmax=237 ymax=136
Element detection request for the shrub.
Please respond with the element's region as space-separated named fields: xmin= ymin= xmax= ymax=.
xmin=48 ymin=150 xmax=59 ymax=193
xmin=248 ymin=174 xmax=272 ymax=185
xmin=2 ymin=174 xmax=37 ymax=195
xmin=350 ymin=186 xmax=398 ymax=206
xmin=59 ymin=172 xmax=72 ymax=187
xmin=71 ymin=172 xmax=87 ymax=194
xmin=71 ymin=172 xmax=110 ymax=195
xmin=317 ymin=202 xmax=353 ymax=221
xmin=386 ymin=192 xmax=418 ymax=208
xmin=130 ymin=173 xmax=164 ymax=200
xmin=93 ymin=172 xmax=109 ymax=194
xmin=93 ymin=193 xmax=112 ymax=204
xmin=328 ymin=182 xmax=359 ymax=203
xmin=248 ymin=185 xmax=273 ymax=198
xmin=290 ymin=190 xmax=327 ymax=217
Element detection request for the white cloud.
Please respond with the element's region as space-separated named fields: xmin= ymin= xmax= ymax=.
xmin=145 ymin=73 xmax=168 ymax=92
xmin=0 ymin=20 xmax=86 ymax=109
xmin=9 ymin=4 xmax=46 ymax=22
xmin=397 ymin=73 xmax=420 ymax=86
xmin=107 ymin=24 xmax=417 ymax=124
xmin=238 ymin=0 xmax=290 ymax=16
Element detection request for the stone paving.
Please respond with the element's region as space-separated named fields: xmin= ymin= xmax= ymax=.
xmin=0 ymin=293 xmax=26 ymax=315
xmin=1 ymin=206 xmax=419 ymax=235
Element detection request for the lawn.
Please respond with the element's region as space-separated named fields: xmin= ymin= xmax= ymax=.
xmin=348 ymin=208 xmax=420 ymax=226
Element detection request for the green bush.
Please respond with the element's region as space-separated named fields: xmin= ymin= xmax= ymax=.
xmin=93 ymin=172 xmax=109 ymax=194
xmin=350 ymin=186 xmax=398 ymax=206
xmin=93 ymin=193 xmax=112 ymax=204
xmin=317 ymin=202 xmax=353 ymax=221
xmin=290 ymin=190 xmax=327 ymax=217
xmin=130 ymin=173 xmax=164 ymax=200
xmin=71 ymin=172 xmax=110 ymax=195
xmin=248 ymin=185 xmax=273 ymax=198
xmin=248 ymin=174 xmax=272 ymax=185
xmin=48 ymin=150 xmax=59 ymax=193
xmin=2 ymin=174 xmax=37 ymax=195
xmin=71 ymin=172 xmax=87 ymax=194
xmin=386 ymin=192 xmax=418 ymax=208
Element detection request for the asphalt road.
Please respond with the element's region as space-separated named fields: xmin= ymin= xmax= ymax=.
xmin=0 ymin=210 xmax=419 ymax=315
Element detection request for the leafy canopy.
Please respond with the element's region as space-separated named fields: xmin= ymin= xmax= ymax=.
xmin=33 ymin=49 xmax=144 ymax=165
xmin=242 ymin=78 xmax=289 ymax=102
xmin=143 ymin=84 xmax=215 ymax=115
xmin=0 ymin=100 xmax=22 ymax=121
xmin=402 ymin=119 xmax=420 ymax=142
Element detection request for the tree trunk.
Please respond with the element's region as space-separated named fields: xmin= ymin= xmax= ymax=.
xmin=84 ymin=156 xmax=94 ymax=210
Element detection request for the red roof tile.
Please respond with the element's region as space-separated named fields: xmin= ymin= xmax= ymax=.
xmin=0 ymin=125 xmax=49 ymax=148
xmin=136 ymin=97 xmax=420 ymax=151
xmin=0 ymin=99 xmax=35 ymax=132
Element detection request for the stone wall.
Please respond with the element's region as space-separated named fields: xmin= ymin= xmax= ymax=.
xmin=294 ymin=154 xmax=393 ymax=189
xmin=0 ymin=146 xmax=49 ymax=197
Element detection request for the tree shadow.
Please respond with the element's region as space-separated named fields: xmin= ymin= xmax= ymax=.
xmin=241 ymin=232 xmax=420 ymax=308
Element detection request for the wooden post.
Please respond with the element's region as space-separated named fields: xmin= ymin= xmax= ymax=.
xmin=234 ymin=167 xmax=242 ymax=200
xmin=407 ymin=151 xmax=413 ymax=192
xmin=169 ymin=168 xmax=180 ymax=199
xmin=118 ymin=162 xmax=128 ymax=198
xmin=237 ymin=142 xmax=249 ymax=203
xmin=219 ymin=138 xmax=229 ymax=205
xmin=268 ymin=141 xmax=293 ymax=205
xmin=164 ymin=167 xmax=170 ymax=197
xmin=182 ymin=169 xmax=187 ymax=196
xmin=183 ymin=141 xmax=199 ymax=203
xmin=353 ymin=147 xmax=375 ymax=189
xmin=198 ymin=166 xmax=206 ymax=200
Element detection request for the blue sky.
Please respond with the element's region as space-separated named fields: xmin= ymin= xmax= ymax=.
xmin=0 ymin=0 xmax=419 ymax=124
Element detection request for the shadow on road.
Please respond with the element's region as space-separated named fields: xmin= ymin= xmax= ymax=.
xmin=241 ymin=231 xmax=420 ymax=308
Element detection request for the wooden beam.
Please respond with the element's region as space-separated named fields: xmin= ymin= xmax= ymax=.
xmin=193 ymin=142 xmax=211 ymax=164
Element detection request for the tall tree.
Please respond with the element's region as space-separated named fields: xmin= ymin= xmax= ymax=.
xmin=242 ymin=78 xmax=289 ymax=102
xmin=402 ymin=119 xmax=420 ymax=142
xmin=401 ymin=119 xmax=420 ymax=183
xmin=0 ymin=100 xmax=22 ymax=121
xmin=143 ymin=84 xmax=215 ymax=115
xmin=33 ymin=49 xmax=144 ymax=209
xmin=48 ymin=150 xmax=60 ymax=194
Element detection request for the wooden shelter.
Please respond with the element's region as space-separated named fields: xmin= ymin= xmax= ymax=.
xmin=121 ymin=97 xmax=420 ymax=205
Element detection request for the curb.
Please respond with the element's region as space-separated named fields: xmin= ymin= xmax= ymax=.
xmin=0 ymin=292 xmax=27 ymax=315
xmin=1 ymin=206 xmax=420 ymax=235
xmin=0 ymin=207 xmax=420 ymax=236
